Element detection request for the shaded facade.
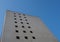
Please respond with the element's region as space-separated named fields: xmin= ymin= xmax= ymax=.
xmin=1 ymin=10 xmax=58 ymax=42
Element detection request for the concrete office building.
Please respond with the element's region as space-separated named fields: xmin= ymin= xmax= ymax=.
xmin=1 ymin=10 xmax=58 ymax=42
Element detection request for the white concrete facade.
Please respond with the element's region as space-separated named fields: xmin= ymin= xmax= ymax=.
xmin=1 ymin=10 xmax=58 ymax=42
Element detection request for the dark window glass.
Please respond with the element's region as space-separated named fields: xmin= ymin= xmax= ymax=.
xmin=28 ymin=26 xmax=31 ymax=28
xmin=15 ymin=30 xmax=19 ymax=33
xmin=25 ymin=36 xmax=28 ymax=39
xmin=30 ymin=31 xmax=33 ymax=33
xmin=15 ymin=21 xmax=17 ymax=23
xmin=14 ymin=18 xmax=16 ymax=20
xmin=26 ymin=23 xmax=29 ymax=24
xmin=16 ymin=36 xmax=20 ymax=39
xmin=24 ymin=17 xmax=27 ymax=18
xmin=15 ymin=25 xmax=18 ymax=28
xmin=25 ymin=19 xmax=27 ymax=21
xmin=20 ymin=19 xmax=22 ymax=21
xmin=32 ymin=36 xmax=36 ymax=39
xmin=20 ymin=22 xmax=23 ymax=24
xmin=23 ymin=30 xmax=26 ymax=33
xmin=22 ymin=26 xmax=25 ymax=28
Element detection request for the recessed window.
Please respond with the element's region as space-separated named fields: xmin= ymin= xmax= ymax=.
xmin=25 ymin=19 xmax=27 ymax=21
xmin=24 ymin=17 xmax=27 ymax=18
xmin=20 ymin=22 xmax=23 ymax=24
xmin=30 ymin=31 xmax=33 ymax=33
xmin=15 ymin=25 xmax=18 ymax=28
xmin=32 ymin=36 xmax=36 ymax=39
xmin=23 ymin=30 xmax=26 ymax=33
xmin=15 ymin=21 xmax=17 ymax=23
xmin=26 ymin=23 xmax=29 ymax=24
xmin=15 ymin=30 xmax=19 ymax=33
xmin=16 ymin=36 xmax=20 ymax=39
xmin=14 ymin=18 xmax=16 ymax=20
xmin=20 ymin=19 xmax=22 ymax=21
xmin=22 ymin=26 xmax=25 ymax=28
xmin=28 ymin=26 xmax=31 ymax=28
xmin=25 ymin=36 xmax=28 ymax=39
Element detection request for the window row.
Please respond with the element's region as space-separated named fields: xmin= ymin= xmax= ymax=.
xmin=16 ymin=36 xmax=36 ymax=39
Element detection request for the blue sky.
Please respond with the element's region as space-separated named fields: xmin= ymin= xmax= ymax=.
xmin=0 ymin=0 xmax=60 ymax=41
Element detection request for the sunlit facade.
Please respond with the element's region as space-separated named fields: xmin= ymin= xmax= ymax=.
xmin=1 ymin=10 xmax=58 ymax=42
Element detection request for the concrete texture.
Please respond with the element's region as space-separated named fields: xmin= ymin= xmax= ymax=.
xmin=1 ymin=10 xmax=58 ymax=42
